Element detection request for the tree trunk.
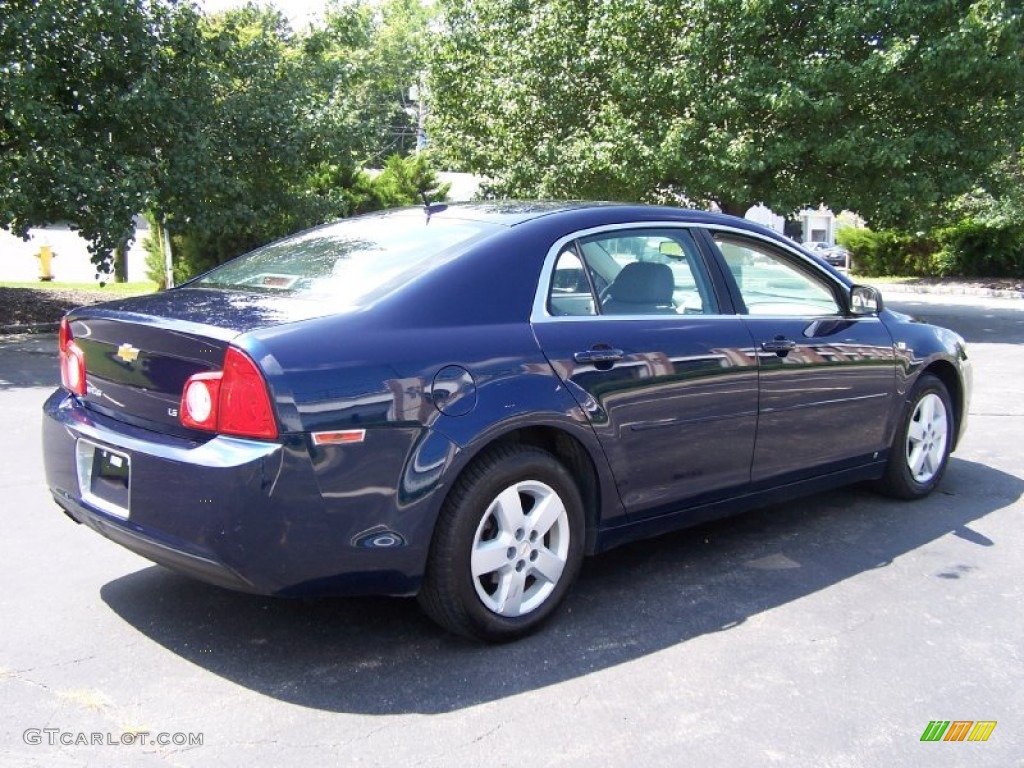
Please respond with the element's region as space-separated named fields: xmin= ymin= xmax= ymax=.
xmin=113 ymin=243 xmax=128 ymax=283
xmin=718 ymin=200 xmax=752 ymax=218
xmin=161 ymin=223 xmax=174 ymax=289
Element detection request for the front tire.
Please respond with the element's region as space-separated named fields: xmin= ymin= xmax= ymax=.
xmin=418 ymin=444 xmax=585 ymax=642
xmin=875 ymin=373 xmax=954 ymax=499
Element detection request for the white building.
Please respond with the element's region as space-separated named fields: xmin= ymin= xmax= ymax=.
xmin=745 ymin=204 xmax=850 ymax=246
xmin=0 ymin=218 xmax=150 ymax=284
xmin=797 ymin=206 xmax=837 ymax=245
xmin=744 ymin=204 xmax=786 ymax=234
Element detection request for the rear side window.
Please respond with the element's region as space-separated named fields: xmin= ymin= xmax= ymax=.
xmin=548 ymin=248 xmax=598 ymax=316
xmin=192 ymin=211 xmax=500 ymax=307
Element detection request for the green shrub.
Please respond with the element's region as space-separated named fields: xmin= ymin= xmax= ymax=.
xmin=933 ymin=219 xmax=1024 ymax=277
xmin=837 ymin=228 xmax=936 ymax=277
xmin=143 ymin=230 xmax=167 ymax=289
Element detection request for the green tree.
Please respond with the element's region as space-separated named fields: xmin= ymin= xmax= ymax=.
xmin=0 ymin=0 xmax=201 ymax=275
xmin=163 ymin=0 xmax=441 ymax=277
xmin=2 ymin=0 xmax=441 ymax=280
xmin=430 ymin=0 xmax=1024 ymax=226
xmin=155 ymin=4 xmax=337 ymax=277
xmin=307 ymin=0 xmax=436 ymax=164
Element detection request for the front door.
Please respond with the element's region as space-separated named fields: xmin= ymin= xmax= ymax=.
xmin=707 ymin=232 xmax=896 ymax=484
xmin=532 ymin=227 xmax=759 ymax=518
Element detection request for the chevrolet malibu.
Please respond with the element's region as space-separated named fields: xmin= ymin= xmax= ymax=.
xmin=42 ymin=203 xmax=971 ymax=641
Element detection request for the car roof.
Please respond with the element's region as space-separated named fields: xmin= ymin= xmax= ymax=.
xmin=393 ymin=201 xmax=765 ymax=231
xmin=375 ymin=200 xmax=616 ymax=227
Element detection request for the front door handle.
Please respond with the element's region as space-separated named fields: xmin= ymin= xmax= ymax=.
xmin=574 ymin=348 xmax=625 ymax=365
xmin=761 ymin=338 xmax=797 ymax=356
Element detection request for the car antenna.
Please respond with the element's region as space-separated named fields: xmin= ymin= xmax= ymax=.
xmin=421 ymin=191 xmax=447 ymax=222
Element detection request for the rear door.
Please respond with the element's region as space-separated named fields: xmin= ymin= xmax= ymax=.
xmin=532 ymin=226 xmax=759 ymax=520
xmin=704 ymin=230 xmax=896 ymax=484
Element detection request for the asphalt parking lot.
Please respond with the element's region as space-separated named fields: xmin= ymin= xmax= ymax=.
xmin=1 ymin=291 xmax=1021 ymax=767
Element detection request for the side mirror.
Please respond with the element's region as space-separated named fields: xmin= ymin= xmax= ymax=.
xmin=850 ymin=284 xmax=884 ymax=316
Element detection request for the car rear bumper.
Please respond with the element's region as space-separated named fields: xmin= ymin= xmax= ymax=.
xmin=53 ymin=490 xmax=258 ymax=592
xmin=42 ymin=390 xmax=438 ymax=597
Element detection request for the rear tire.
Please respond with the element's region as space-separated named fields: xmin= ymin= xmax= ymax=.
xmin=418 ymin=444 xmax=585 ymax=642
xmin=875 ymin=373 xmax=953 ymax=500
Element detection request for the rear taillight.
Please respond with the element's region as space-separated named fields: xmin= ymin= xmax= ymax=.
xmin=59 ymin=316 xmax=87 ymax=396
xmin=180 ymin=347 xmax=278 ymax=439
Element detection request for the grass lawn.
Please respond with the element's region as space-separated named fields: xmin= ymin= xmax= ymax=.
xmin=0 ymin=281 xmax=158 ymax=296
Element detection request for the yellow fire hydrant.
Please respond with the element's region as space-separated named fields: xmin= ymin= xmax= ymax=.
xmin=36 ymin=245 xmax=55 ymax=281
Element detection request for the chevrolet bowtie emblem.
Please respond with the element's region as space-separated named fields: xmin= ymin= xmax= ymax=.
xmin=116 ymin=343 xmax=140 ymax=364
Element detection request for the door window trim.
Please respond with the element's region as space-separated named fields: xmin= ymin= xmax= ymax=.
xmin=694 ymin=226 xmax=853 ymax=317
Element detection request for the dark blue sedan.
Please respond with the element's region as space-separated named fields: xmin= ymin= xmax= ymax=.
xmin=42 ymin=203 xmax=971 ymax=641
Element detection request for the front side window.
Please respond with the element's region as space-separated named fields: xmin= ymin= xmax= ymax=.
xmin=546 ymin=229 xmax=719 ymax=317
xmin=713 ymin=234 xmax=841 ymax=317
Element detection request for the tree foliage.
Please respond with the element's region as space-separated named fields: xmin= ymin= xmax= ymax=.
xmin=0 ymin=0 xmax=200 ymax=266
xmin=2 ymin=0 xmax=441 ymax=278
xmin=429 ymin=0 xmax=1024 ymax=226
xmin=163 ymin=0 xmax=443 ymax=278
xmin=310 ymin=0 xmax=436 ymax=162
xmin=156 ymin=4 xmax=336 ymax=278
xmin=10 ymin=0 xmax=1018 ymax=282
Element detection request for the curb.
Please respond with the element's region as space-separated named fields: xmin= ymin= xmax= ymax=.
xmin=871 ymin=282 xmax=1024 ymax=300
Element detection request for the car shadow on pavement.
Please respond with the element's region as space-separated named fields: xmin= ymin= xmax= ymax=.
xmin=99 ymin=457 xmax=1021 ymax=715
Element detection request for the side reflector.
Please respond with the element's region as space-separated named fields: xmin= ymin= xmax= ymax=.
xmin=312 ymin=429 xmax=366 ymax=446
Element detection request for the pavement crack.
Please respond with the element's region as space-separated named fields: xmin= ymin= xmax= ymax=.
xmin=12 ymin=655 xmax=99 ymax=676
xmin=471 ymin=723 xmax=503 ymax=744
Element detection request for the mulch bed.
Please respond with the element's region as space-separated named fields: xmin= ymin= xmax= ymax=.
xmin=0 ymin=286 xmax=121 ymax=330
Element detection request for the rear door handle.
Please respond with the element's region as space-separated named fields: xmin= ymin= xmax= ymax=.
xmin=574 ymin=348 xmax=625 ymax=364
xmin=761 ymin=338 xmax=797 ymax=355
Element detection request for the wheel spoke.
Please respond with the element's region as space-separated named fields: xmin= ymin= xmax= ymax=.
xmin=530 ymin=548 xmax=566 ymax=585
xmin=489 ymin=486 xmax=526 ymax=533
xmin=472 ymin=540 xmax=512 ymax=578
xmin=918 ymin=449 xmax=935 ymax=479
xmin=907 ymin=418 xmax=927 ymax=444
xmin=493 ymin=569 xmax=526 ymax=615
xmin=907 ymin=441 xmax=927 ymax=477
xmin=528 ymin=491 xmax=566 ymax=538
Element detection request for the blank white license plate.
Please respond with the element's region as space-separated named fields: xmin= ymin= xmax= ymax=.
xmin=76 ymin=440 xmax=131 ymax=518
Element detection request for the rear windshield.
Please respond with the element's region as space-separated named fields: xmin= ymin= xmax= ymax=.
xmin=190 ymin=210 xmax=500 ymax=307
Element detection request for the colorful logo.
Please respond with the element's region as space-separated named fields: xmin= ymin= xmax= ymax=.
xmin=920 ymin=721 xmax=997 ymax=742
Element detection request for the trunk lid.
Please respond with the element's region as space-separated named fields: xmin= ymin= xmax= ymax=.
xmin=66 ymin=287 xmax=334 ymax=436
